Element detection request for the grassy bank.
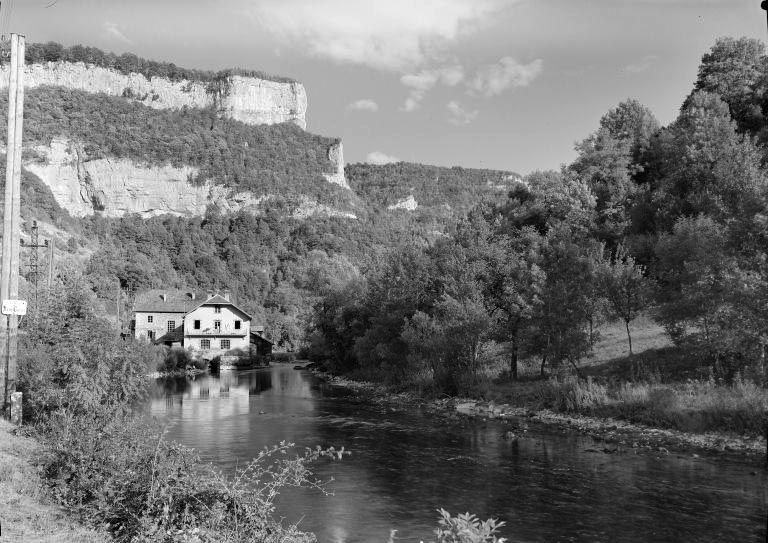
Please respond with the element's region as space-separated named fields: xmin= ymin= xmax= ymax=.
xmin=477 ymin=319 xmax=767 ymax=438
xmin=0 ymin=419 xmax=104 ymax=542
xmin=318 ymin=317 xmax=767 ymax=460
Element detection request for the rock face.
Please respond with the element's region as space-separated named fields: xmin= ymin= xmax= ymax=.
xmin=0 ymin=62 xmax=353 ymax=216
xmin=0 ymin=62 xmax=308 ymax=129
xmin=323 ymin=142 xmax=349 ymax=189
xmin=24 ymin=138 xmax=352 ymax=219
xmin=387 ymin=195 xmax=418 ymax=211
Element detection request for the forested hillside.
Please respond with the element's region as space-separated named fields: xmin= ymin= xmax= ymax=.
xmin=4 ymin=87 xmax=347 ymax=207
xmin=347 ymin=162 xmax=519 ymax=218
xmin=307 ymin=36 xmax=768 ymax=431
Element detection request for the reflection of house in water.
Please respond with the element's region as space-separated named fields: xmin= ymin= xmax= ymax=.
xmin=151 ymin=371 xmax=276 ymax=422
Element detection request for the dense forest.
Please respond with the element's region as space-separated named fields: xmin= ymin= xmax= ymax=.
xmin=306 ymin=37 xmax=768 ymax=405
xmin=347 ymin=162 xmax=520 ymax=219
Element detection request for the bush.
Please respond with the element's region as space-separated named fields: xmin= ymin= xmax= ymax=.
xmin=537 ymin=376 xmax=609 ymax=413
xmin=432 ymin=509 xmax=507 ymax=543
xmin=36 ymin=406 xmax=346 ymax=542
xmin=156 ymin=347 xmax=203 ymax=373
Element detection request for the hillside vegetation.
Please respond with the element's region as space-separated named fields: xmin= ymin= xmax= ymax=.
xmin=306 ymin=37 xmax=768 ymax=436
xmin=347 ymin=162 xmax=518 ymax=216
xmin=3 ymin=87 xmax=349 ymax=207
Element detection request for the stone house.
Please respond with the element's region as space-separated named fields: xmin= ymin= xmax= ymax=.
xmin=133 ymin=289 xmax=272 ymax=360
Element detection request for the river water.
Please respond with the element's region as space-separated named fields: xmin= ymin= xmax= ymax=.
xmin=150 ymin=365 xmax=767 ymax=543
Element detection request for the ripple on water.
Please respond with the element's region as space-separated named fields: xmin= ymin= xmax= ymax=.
xmin=151 ymin=367 xmax=768 ymax=543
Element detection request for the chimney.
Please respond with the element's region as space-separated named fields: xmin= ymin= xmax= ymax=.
xmin=223 ymin=289 xmax=231 ymax=301
xmin=207 ymin=290 xmax=213 ymax=300
xmin=160 ymin=292 xmax=167 ymax=302
xmin=189 ymin=292 xmax=196 ymax=301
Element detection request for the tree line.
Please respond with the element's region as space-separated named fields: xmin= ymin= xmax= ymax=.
xmin=17 ymin=41 xmax=296 ymax=84
xmin=306 ymin=37 xmax=768 ymax=394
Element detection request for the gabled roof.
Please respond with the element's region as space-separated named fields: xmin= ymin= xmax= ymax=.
xmin=250 ymin=330 xmax=274 ymax=345
xmin=134 ymin=289 xmax=207 ymax=313
xmin=200 ymin=294 xmax=230 ymax=305
xmin=154 ymin=326 xmax=184 ymax=344
xmin=188 ymin=295 xmax=252 ymax=320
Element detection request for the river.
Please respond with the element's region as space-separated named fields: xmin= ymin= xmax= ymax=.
xmin=150 ymin=365 xmax=767 ymax=543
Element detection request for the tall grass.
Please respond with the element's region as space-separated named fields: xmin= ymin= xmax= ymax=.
xmin=537 ymin=375 xmax=768 ymax=435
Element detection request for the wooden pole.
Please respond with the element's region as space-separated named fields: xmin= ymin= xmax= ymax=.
xmin=116 ymin=282 xmax=120 ymax=330
xmin=0 ymin=34 xmax=24 ymax=415
xmin=47 ymin=238 xmax=54 ymax=295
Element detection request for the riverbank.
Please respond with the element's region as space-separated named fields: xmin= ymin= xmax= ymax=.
xmin=0 ymin=419 xmax=105 ymax=542
xmin=313 ymin=372 xmax=767 ymax=464
xmin=147 ymin=367 xmax=206 ymax=379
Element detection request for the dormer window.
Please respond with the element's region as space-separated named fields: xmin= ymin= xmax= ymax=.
xmin=214 ymin=306 xmax=221 ymax=314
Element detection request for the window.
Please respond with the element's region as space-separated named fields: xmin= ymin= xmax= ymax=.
xmin=147 ymin=315 xmax=153 ymax=323
xmin=147 ymin=330 xmax=155 ymax=340
xmin=214 ymin=306 xmax=221 ymax=314
xmin=234 ymin=320 xmax=241 ymax=330
xmin=194 ymin=319 xmax=201 ymax=330
xmin=200 ymin=339 xmax=210 ymax=350
xmin=220 ymin=339 xmax=230 ymax=350
xmin=167 ymin=320 xmax=175 ymax=332
xmin=214 ymin=320 xmax=221 ymax=331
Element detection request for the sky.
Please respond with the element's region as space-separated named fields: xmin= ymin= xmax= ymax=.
xmin=5 ymin=0 xmax=768 ymax=174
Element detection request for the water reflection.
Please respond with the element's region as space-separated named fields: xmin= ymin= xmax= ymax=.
xmin=151 ymin=366 xmax=767 ymax=543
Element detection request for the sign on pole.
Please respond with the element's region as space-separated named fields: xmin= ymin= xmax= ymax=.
xmin=2 ymin=299 xmax=26 ymax=316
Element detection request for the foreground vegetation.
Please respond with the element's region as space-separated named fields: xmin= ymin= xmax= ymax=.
xmin=7 ymin=270 xmax=506 ymax=542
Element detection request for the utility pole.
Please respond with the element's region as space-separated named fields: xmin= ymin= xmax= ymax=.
xmin=0 ymin=33 xmax=24 ymax=416
xmin=21 ymin=220 xmax=49 ymax=319
xmin=116 ymin=282 xmax=120 ymax=331
xmin=47 ymin=238 xmax=54 ymax=297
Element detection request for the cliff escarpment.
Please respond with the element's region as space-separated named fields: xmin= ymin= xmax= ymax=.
xmin=5 ymin=87 xmax=351 ymax=218
xmin=24 ymin=138 xmax=354 ymax=220
xmin=0 ymin=62 xmax=307 ymax=129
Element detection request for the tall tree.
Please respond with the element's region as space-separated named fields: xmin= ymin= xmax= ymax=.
xmin=691 ymin=37 xmax=767 ymax=137
xmin=600 ymin=246 xmax=653 ymax=355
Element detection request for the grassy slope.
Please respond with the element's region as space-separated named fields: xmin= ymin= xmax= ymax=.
xmin=0 ymin=420 xmax=104 ymax=542
xmin=483 ymin=317 xmax=768 ymax=437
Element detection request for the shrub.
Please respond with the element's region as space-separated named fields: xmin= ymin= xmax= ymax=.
xmin=36 ymin=407 xmax=346 ymax=542
xmin=432 ymin=509 xmax=507 ymax=543
xmin=157 ymin=347 xmax=198 ymax=373
xmin=537 ymin=376 xmax=609 ymax=413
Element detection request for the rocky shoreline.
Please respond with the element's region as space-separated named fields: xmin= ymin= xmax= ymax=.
xmin=313 ymin=372 xmax=767 ymax=465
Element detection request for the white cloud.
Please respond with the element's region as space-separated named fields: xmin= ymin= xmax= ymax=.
xmin=468 ymin=57 xmax=543 ymax=97
xmin=366 ymin=151 xmax=401 ymax=165
xmin=401 ymin=64 xmax=464 ymax=111
xmin=347 ymin=99 xmax=379 ymax=112
xmin=102 ymin=21 xmax=132 ymax=44
xmin=624 ymin=55 xmax=658 ymax=74
xmin=447 ymin=100 xmax=478 ymax=125
xmin=244 ymin=0 xmax=512 ymax=72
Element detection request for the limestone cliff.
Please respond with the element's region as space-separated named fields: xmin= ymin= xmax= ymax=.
xmin=23 ymin=138 xmax=352 ymax=219
xmin=0 ymin=62 xmax=308 ymax=129
xmin=323 ymin=142 xmax=349 ymax=189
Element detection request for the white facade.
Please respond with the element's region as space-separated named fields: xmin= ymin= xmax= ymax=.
xmin=182 ymin=303 xmax=251 ymax=359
